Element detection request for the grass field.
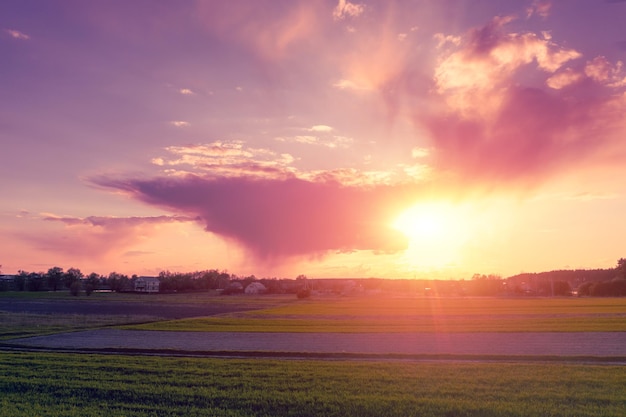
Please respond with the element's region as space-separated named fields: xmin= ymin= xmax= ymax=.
xmin=1 ymin=351 xmax=625 ymax=417
xmin=2 ymin=294 xmax=626 ymax=416
xmin=128 ymin=295 xmax=626 ymax=333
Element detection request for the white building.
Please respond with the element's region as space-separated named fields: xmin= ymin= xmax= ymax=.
xmin=134 ymin=277 xmax=160 ymax=293
xmin=244 ymin=282 xmax=267 ymax=294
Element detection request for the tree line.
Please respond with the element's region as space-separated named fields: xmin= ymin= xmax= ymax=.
xmin=1 ymin=258 xmax=625 ymax=297
xmin=0 ymin=266 xmax=305 ymax=296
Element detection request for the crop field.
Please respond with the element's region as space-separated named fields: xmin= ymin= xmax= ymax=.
xmin=0 ymin=312 xmax=157 ymax=340
xmin=2 ymin=294 xmax=626 ymax=416
xmin=128 ymin=295 xmax=626 ymax=333
xmin=1 ymin=352 xmax=626 ymax=417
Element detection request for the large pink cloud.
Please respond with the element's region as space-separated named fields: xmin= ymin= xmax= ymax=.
xmin=418 ymin=16 xmax=626 ymax=187
xmin=92 ymin=174 xmax=413 ymax=260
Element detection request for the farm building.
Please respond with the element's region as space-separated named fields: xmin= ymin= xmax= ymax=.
xmin=134 ymin=277 xmax=160 ymax=293
xmin=244 ymin=282 xmax=267 ymax=294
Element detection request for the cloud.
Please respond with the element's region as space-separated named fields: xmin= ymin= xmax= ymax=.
xmin=332 ymin=78 xmax=372 ymax=91
xmin=179 ymin=88 xmax=195 ymax=95
xmin=18 ymin=215 xmax=198 ymax=259
xmin=411 ymin=147 xmax=430 ymax=158
xmin=195 ymin=1 xmax=321 ymax=61
xmin=4 ymin=29 xmax=30 ymax=40
xmin=546 ymin=68 xmax=583 ymax=89
xmin=151 ymin=141 xmax=297 ymax=179
xmin=434 ymin=16 xmax=581 ymax=118
xmin=170 ymin=120 xmax=190 ymax=127
xmin=275 ymin=132 xmax=353 ymax=149
xmin=92 ymin=174 xmax=413 ymax=261
xmin=526 ymin=0 xmax=552 ymax=18
xmin=393 ymin=15 xmax=626 ymax=187
xmin=585 ymin=56 xmax=626 ymax=87
xmin=309 ymin=125 xmax=334 ymax=132
xmin=333 ymin=0 xmax=365 ymax=21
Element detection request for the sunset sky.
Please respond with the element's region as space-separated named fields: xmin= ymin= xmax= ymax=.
xmin=2 ymin=0 xmax=626 ymax=279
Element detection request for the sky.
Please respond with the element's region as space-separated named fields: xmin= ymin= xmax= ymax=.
xmin=1 ymin=0 xmax=626 ymax=279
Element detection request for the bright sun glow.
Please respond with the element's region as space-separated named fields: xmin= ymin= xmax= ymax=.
xmin=391 ymin=202 xmax=479 ymax=272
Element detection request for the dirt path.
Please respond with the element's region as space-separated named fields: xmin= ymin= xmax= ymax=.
xmin=5 ymin=329 xmax=626 ymax=359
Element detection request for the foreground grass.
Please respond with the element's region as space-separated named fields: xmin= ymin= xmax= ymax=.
xmin=130 ymin=296 xmax=626 ymax=333
xmin=1 ymin=352 xmax=625 ymax=417
xmin=0 ymin=312 xmax=159 ymax=340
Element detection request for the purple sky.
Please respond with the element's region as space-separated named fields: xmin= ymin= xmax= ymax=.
xmin=2 ymin=0 xmax=626 ymax=278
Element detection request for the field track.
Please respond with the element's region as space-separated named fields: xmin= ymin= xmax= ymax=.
xmin=4 ymin=329 xmax=626 ymax=362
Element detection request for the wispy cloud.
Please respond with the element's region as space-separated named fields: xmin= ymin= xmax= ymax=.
xmin=179 ymin=88 xmax=195 ymax=95
xmin=150 ymin=141 xmax=297 ymax=180
xmin=333 ymin=0 xmax=365 ymax=21
xmin=170 ymin=120 xmax=190 ymax=127
xmin=275 ymin=132 xmax=353 ymax=149
xmin=4 ymin=28 xmax=30 ymax=40
xmin=195 ymin=1 xmax=320 ymax=61
xmin=16 ymin=215 xmax=198 ymax=259
xmin=526 ymin=0 xmax=552 ymax=18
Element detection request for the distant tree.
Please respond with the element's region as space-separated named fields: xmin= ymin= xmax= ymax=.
xmin=552 ymin=281 xmax=571 ymax=296
xmin=577 ymin=281 xmax=593 ymax=296
xmin=63 ymin=268 xmax=83 ymax=289
xmin=296 ymin=274 xmax=311 ymax=298
xmin=14 ymin=271 xmax=27 ymax=291
xmin=611 ymin=278 xmax=626 ymax=296
xmin=46 ymin=266 xmax=64 ymax=292
xmin=107 ymin=272 xmax=130 ymax=293
xmin=616 ymin=258 xmax=626 ymax=280
xmin=84 ymin=272 xmax=101 ymax=296
xmin=26 ymin=272 xmax=45 ymax=292
xmin=241 ymin=275 xmax=256 ymax=291
xmin=469 ymin=274 xmax=504 ymax=296
xmin=69 ymin=280 xmax=81 ymax=296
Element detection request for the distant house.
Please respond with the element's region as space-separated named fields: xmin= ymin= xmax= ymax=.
xmin=0 ymin=275 xmax=16 ymax=291
xmin=134 ymin=277 xmax=160 ymax=293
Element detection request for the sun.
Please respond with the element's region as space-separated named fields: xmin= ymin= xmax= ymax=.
xmin=392 ymin=203 xmax=450 ymax=241
xmin=391 ymin=202 xmax=473 ymax=271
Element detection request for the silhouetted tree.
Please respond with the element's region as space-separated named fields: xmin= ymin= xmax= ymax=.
xmin=14 ymin=271 xmax=27 ymax=291
xmin=63 ymin=268 xmax=83 ymax=289
xmin=26 ymin=272 xmax=44 ymax=292
xmin=616 ymin=258 xmax=626 ymax=280
xmin=552 ymin=281 xmax=571 ymax=296
xmin=84 ymin=272 xmax=101 ymax=296
xmin=469 ymin=274 xmax=504 ymax=296
xmin=46 ymin=266 xmax=64 ymax=292
xmin=107 ymin=272 xmax=130 ymax=292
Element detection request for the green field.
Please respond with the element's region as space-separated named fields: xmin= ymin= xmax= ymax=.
xmin=1 ymin=352 xmax=625 ymax=417
xmin=128 ymin=295 xmax=626 ymax=333
xmin=2 ymin=295 xmax=626 ymax=416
